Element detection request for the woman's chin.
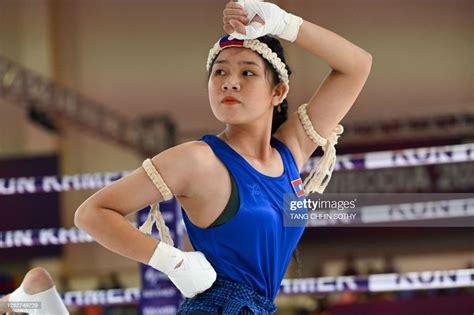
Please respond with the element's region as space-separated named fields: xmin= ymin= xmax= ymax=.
xmin=213 ymin=113 xmax=244 ymax=125
xmin=217 ymin=118 xmax=241 ymax=125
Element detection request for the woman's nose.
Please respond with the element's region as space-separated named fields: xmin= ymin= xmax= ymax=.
xmin=222 ymin=78 xmax=240 ymax=92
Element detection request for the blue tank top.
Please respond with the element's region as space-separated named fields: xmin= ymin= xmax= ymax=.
xmin=182 ymin=135 xmax=306 ymax=300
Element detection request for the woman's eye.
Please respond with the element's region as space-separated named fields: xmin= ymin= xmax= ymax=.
xmin=243 ymin=71 xmax=255 ymax=76
xmin=214 ymin=69 xmax=226 ymax=76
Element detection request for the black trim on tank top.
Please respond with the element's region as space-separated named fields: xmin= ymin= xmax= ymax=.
xmin=208 ymin=172 xmax=240 ymax=228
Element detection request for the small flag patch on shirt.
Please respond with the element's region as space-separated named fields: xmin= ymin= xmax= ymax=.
xmin=291 ymin=178 xmax=305 ymax=197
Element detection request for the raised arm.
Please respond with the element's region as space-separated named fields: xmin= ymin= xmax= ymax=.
xmin=275 ymin=19 xmax=372 ymax=169
xmin=224 ymin=0 xmax=372 ymax=193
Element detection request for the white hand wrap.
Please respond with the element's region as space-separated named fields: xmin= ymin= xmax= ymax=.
xmin=148 ymin=241 xmax=217 ymax=298
xmin=231 ymin=0 xmax=303 ymax=42
xmin=8 ymin=284 xmax=69 ymax=314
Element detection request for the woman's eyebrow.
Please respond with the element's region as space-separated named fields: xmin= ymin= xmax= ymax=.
xmin=214 ymin=60 xmax=261 ymax=68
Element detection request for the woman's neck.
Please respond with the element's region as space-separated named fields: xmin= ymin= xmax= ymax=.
xmin=219 ymin=125 xmax=274 ymax=161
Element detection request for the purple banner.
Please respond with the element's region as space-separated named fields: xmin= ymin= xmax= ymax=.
xmin=0 ymin=227 xmax=93 ymax=248
xmin=0 ymin=155 xmax=61 ymax=262
xmin=0 ymin=171 xmax=128 ymax=195
xmin=329 ymin=294 xmax=474 ymax=315
xmin=280 ymin=276 xmax=369 ymax=294
xmin=138 ymin=199 xmax=183 ymax=315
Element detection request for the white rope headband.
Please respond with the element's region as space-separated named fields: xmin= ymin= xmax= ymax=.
xmin=207 ymin=35 xmax=290 ymax=100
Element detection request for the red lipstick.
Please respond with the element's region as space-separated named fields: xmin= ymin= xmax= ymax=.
xmin=222 ymin=96 xmax=240 ymax=105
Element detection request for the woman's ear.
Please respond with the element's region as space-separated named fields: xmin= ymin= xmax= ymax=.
xmin=272 ymin=83 xmax=288 ymax=106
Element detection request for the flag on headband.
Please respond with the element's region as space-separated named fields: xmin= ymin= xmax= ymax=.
xmin=219 ymin=35 xmax=245 ymax=48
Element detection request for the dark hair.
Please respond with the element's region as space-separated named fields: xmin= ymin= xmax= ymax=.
xmin=254 ymin=36 xmax=292 ymax=135
xmin=207 ymin=35 xmax=292 ymax=135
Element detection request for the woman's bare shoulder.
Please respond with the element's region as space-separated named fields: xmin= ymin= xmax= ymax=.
xmin=151 ymin=140 xmax=220 ymax=197
xmin=156 ymin=140 xmax=216 ymax=168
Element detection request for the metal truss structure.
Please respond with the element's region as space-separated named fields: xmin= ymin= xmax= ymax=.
xmin=0 ymin=55 xmax=176 ymax=156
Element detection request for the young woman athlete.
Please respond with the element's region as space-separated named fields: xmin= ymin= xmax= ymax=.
xmin=4 ymin=1 xmax=371 ymax=314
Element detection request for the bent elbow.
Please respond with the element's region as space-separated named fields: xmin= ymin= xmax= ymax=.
xmin=356 ymin=53 xmax=372 ymax=78
xmin=363 ymin=52 xmax=373 ymax=71
xmin=74 ymin=202 xmax=94 ymax=231
xmin=365 ymin=51 xmax=373 ymax=63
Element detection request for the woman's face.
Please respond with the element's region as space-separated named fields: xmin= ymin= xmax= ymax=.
xmin=208 ymin=47 xmax=277 ymax=125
